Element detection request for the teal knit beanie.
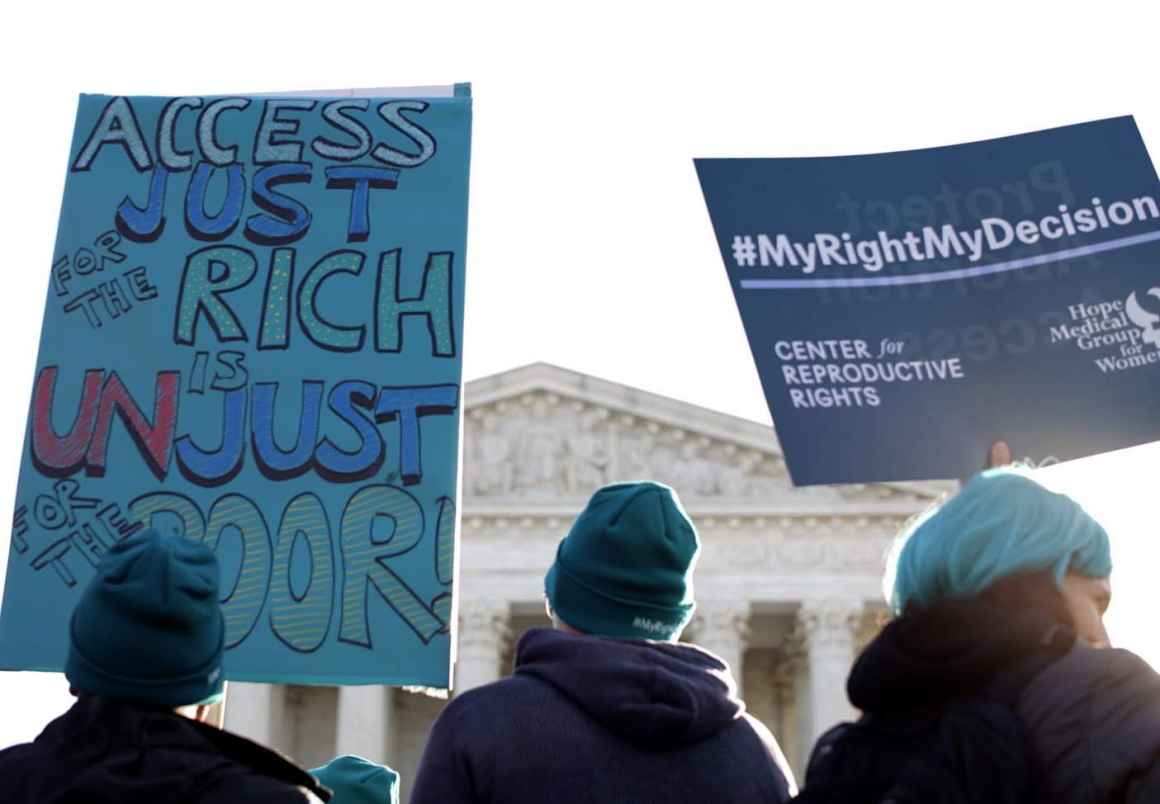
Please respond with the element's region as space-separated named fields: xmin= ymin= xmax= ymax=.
xmin=312 ymin=755 xmax=400 ymax=804
xmin=545 ymin=481 xmax=700 ymax=641
xmin=888 ymin=467 xmax=1113 ymax=613
xmin=65 ymin=528 xmax=225 ymax=707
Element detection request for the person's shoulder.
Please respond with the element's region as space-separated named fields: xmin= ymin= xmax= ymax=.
xmin=1020 ymin=644 xmax=1160 ymax=804
xmin=0 ymin=739 xmax=40 ymax=779
xmin=416 ymin=675 xmax=551 ymax=790
xmin=1022 ymin=644 xmax=1153 ymax=725
xmin=439 ymin=675 xmax=548 ymax=721
xmin=182 ymin=720 xmax=327 ymax=803
xmin=0 ymin=739 xmax=36 ymax=762
xmin=1030 ymin=644 xmax=1157 ymax=700
xmin=196 ymin=767 xmax=321 ymax=803
xmin=430 ymin=675 xmax=566 ymax=752
xmin=1074 ymin=645 xmax=1154 ymax=676
xmin=1063 ymin=646 xmax=1160 ymax=725
xmin=0 ymin=731 xmax=54 ymax=780
xmin=740 ymin=713 xmax=798 ymax=798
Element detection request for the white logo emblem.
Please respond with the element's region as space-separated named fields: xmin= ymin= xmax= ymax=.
xmin=1125 ymin=288 xmax=1160 ymax=349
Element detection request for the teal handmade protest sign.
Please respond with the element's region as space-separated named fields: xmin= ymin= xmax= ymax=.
xmin=0 ymin=87 xmax=471 ymax=686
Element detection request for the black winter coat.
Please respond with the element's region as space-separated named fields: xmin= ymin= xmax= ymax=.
xmin=0 ymin=697 xmax=329 ymax=804
xmin=844 ymin=595 xmax=1160 ymax=804
xmin=1018 ymin=644 xmax=1160 ymax=803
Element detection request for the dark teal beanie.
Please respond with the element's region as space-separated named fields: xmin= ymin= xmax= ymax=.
xmin=65 ymin=528 xmax=225 ymax=707
xmin=312 ymin=755 xmax=400 ymax=804
xmin=545 ymin=481 xmax=699 ymax=640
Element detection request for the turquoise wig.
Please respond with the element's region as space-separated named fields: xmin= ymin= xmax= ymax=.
xmin=887 ymin=467 xmax=1112 ymax=614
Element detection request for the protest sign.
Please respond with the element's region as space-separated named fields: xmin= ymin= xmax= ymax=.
xmin=0 ymin=86 xmax=471 ymax=687
xmin=697 ymin=117 xmax=1160 ymax=486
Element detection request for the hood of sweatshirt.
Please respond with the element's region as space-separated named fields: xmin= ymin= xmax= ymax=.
xmin=847 ymin=598 xmax=1074 ymax=714
xmin=514 ymin=628 xmax=744 ymax=749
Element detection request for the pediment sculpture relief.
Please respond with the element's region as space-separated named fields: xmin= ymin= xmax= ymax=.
xmin=463 ymin=392 xmax=788 ymax=500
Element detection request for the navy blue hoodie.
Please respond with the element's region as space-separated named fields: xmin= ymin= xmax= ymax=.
xmin=410 ymin=628 xmax=794 ymax=804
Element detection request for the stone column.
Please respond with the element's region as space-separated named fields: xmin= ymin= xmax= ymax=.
xmin=771 ymin=632 xmax=806 ymax=777
xmin=689 ymin=601 xmax=750 ymax=687
xmin=224 ymin=683 xmax=288 ymax=754
xmin=798 ymin=598 xmax=861 ymax=746
xmin=334 ymin=685 xmax=393 ymax=763
xmin=455 ymin=601 xmax=509 ymax=694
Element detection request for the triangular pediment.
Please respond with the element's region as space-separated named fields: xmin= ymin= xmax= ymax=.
xmin=462 ymin=363 xmax=948 ymax=513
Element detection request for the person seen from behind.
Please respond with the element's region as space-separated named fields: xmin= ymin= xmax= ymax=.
xmin=411 ymin=480 xmax=796 ymax=803
xmin=796 ymin=462 xmax=1160 ymax=803
xmin=0 ymin=528 xmax=328 ymax=803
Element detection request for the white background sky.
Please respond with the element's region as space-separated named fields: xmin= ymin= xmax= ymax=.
xmin=1 ymin=2 xmax=1158 ymax=748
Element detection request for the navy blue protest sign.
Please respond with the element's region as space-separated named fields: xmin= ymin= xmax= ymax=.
xmin=0 ymin=87 xmax=471 ymax=686
xmin=697 ymin=117 xmax=1160 ymax=485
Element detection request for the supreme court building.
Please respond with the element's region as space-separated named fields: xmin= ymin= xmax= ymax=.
xmin=223 ymin=363 xmax=947 ymax=801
